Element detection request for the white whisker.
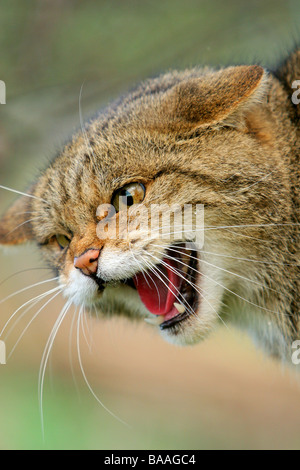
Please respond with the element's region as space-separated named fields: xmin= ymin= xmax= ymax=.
xmin=0 ymin=267 xmax=53 ymax=288
xmin=0 ymin=184 xmax=47 ymax=203
xmin=158 ymin=246 xmax=291 ymax=317
xmin=68 ymin=306 xmax=82 ymax=401
xmin=79 ymin=82 xmax=97 ymax=164
xmin=164 ymin=245 xmax=280 ymax=294
xmin=141 ymin=256 xmax=196 ymax=321
xmin=160 ymin=245 xmax=299 ymax=267
xmin=231 ymin=170 xmax=276 ymax=194
xmin=0 ymin=277 xmax=59 ymax=306
xmin=76 ymin=306 xmax=130 ymax=428
xmin=38 ymin=299 xmax=72 ymax=439
xmin=8 ymin=289 xmax=63 ymax=359
xmin=0 ymin=285 xmax=62 ymax=338
xmin=5 ymin=216 xmax=43 ymax=237
xmin=129 ymin=241 xmax=161 ymax=306
xmin=80 ymin=307 xmax=93 ymax=354
xmin=147 ymin=252 xmax=229 ymax=330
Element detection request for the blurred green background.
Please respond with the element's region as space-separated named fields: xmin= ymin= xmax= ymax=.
xmin=1 ymin=0 xmax=300 ymax=450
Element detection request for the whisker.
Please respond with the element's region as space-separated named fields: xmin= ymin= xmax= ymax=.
xmin=231 ymin=170 xmax=276 ymax=194
xmin=141 ymin=256 xmax=197 ymax=321
xmin=150 ymin=245 xmax=290 ymax=319
xmin=150 ymin=250 xmax=217 ymax=304
xmin=38 ymin=299 xmax=72 ymax=439
xmin=79 ymin=82 xmax=97 ymax=164
xmin=129 ymin=240 xmax=162 ymax=306
xmin=156 ymin=246 xmax=291 ymax=317
xmin=202 ymin=274 xmax=290 ymax=317
xmin=93 ymin=303 xmax=100 ymax=321
xmin=128 ymin=243 xmax=153 ymax=291
xmin=0 ymin=267 xmax=53 ymax=288
xmin=152 ymin=243 xmax=292 ymax=299
xmin=4 ymin=293 xmax=52 ymax=341
xmin=139 ymin=222 xmax=300 ymax=242
xmin=209 ymin=222 xmax=299 ymax=231
xmin=151 ymin=218 xmax=300 ymax=231
xmin=147 ymin=252 xmax=229 ymax=330
xmin=80 ymin=306 xmax=93 ymax=354
xmin=162 ymin=246 xmax=280 ymax=294
xmin=15 ymin=210 xmax=41 ymax=216
xmin=0 ymin=285 xmax=62 ymax=338
xmin=161 ymin=245 xmax=299 ymax=267
xmin=0 ymin=184 xmax=47 ymax=203
xmin=68 ymin=306 xmax=82 ymax=401
xmin=0 ymin=277 xmax=59 ymax=306
xmin=138 ymin=265 xmax=163 ymax=311
xmin=8 ymin=289 xmax=63 ymax=359
xmin=5 ymin=216 xmax=43 ymax=237
xmin=76 ymin=306 xmax=130 ymax=427
xmin=215 ymin=228 xmax=272 ymax=243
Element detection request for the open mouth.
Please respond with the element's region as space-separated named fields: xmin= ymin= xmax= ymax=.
xmin=129 ymin=243 xmax=199 ymax=330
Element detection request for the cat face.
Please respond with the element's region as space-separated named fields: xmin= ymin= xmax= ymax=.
xmin=28 ymin=134 xmax=227 ymax=345
xmin=1 ymin=64 xmax=298 ymax=353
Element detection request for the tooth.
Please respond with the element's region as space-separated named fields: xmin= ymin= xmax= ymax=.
xmin=144 ymin=316 xmax=164 ymax=326
xmin=174 ymin=302 xmax=186 ymax=314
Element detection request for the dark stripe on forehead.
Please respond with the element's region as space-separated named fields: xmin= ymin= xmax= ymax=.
xmin=74 ymin=165 xmax=84 ymax=203
xmin=59 ymin=170 xmax=70 ymax=205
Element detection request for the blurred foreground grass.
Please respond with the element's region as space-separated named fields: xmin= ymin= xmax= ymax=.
xmin=1 ymin=316 xmax=300 ymax=450
xmin=1 ymin=0 xmax=300 ymax=450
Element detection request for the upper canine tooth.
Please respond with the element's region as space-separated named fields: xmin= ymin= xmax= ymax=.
xmin=174 ymin=302 xmax=186 ymax=314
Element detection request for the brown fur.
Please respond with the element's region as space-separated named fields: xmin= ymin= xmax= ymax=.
xmin=0 ymin=49 xmax=299 ymax=359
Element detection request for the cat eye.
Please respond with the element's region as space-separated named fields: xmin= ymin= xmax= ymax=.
xmin=55 ymin=234 xmax=71 ymax=250
xmin=112 ymin=182 xmax=145 ymax=212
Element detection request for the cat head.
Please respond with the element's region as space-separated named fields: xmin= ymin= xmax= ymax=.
xmin=0 ymin=63 xmax=296 ymax=351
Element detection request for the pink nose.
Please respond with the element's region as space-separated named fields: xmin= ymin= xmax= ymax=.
xmin=74 ymin=249 xmax=101 ymax=276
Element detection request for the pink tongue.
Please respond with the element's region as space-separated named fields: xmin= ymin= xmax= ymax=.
xmin=133 ymin=258 xmax=181 ymax=315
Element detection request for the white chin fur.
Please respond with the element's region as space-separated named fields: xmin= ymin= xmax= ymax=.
xmin=62 ymin=269 xmax=99 ymax=307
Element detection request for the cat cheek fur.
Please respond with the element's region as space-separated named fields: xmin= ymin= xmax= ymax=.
xmin=0 ymin=194 xmax=35 ymax=245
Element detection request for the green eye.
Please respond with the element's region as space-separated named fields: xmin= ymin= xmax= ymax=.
xmin=112 ymin=183 xmax=145 ymax=212
xmin=55 ymin=234 xmax=71 ymax=250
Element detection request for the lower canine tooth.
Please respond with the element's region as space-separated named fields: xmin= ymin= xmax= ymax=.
xmin=174 ymin=302 xmax=186 ymax=314
xmin=144 ymin=316 xmax=164 ymax=326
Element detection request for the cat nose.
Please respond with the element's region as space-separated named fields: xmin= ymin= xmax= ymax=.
xmin=74 ymin=249 xmax=101 ymax=276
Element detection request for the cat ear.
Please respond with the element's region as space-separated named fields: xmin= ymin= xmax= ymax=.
xmin=159 ymin=65 xmax=268 ymax=132
xmin=0 ymin=194 xmax=34 ymax=245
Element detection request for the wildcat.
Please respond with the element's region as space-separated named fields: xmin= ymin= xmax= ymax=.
xmin=0 ymin=48 xmax=299 ymax=361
